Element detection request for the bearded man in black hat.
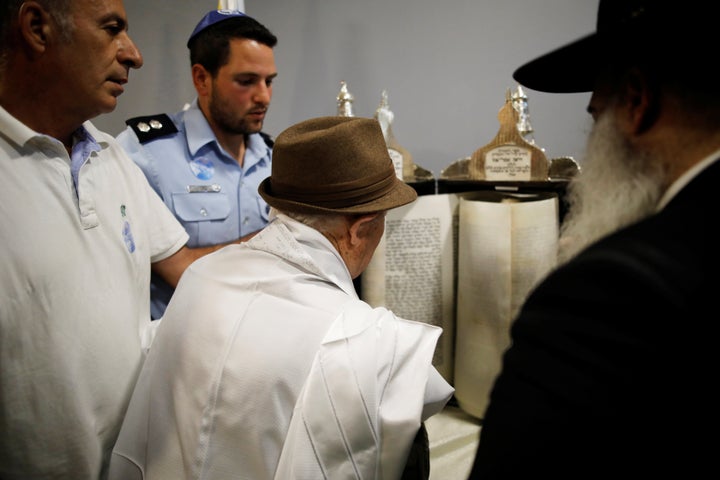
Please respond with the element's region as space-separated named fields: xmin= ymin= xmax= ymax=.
xmin=469 ymin=0 xmax=720 ymax=478
xmin=108 ymin=116 xmax=454 ymax=480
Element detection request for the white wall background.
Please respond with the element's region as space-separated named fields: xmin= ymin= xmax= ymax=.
xmin=94 ymin=0 xmax=599 ymax=177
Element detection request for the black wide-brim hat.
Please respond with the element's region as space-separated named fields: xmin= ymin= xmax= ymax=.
xmin=512 ymin=0 xmax=704 ymax=93
xmin=259 ymin=116 xmax=417 ymax=215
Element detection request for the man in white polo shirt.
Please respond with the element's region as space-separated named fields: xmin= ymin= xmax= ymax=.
xmin=0 ymin=1 xmax=249 ymax=478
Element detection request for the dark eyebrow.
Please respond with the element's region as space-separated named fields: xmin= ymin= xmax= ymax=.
xmin=233 ymin=72 xmax=278 ymax=80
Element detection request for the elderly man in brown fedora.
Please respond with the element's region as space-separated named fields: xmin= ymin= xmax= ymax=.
xmin=108 ymin=116 xmax=454 ymax=480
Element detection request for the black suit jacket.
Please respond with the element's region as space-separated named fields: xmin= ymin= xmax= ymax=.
xmin=469 ymin=159 xmax=720 ymax=479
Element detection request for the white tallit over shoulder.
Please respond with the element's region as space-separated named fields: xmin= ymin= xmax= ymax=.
xmin=274 ymin=300 xmax=453 ymax=480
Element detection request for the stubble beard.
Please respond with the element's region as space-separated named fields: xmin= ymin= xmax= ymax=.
xmin=208 ymin=88 xmax=263 ymax=136
xmin=557 ymin=110 xmax=666 ymax=265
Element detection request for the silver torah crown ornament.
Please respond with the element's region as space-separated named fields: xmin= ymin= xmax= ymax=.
xmin=336 ymin=81 xmax=355 ymax=117
xmin=374 ymin=90 xmax=393 ymax=141
xmin=511 ymin=85 xmax=535 ymax=144
xmin=373 ymin=89 xmax=433 ymax=183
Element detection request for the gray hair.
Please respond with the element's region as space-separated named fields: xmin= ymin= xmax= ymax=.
xmin=284 ymin=210 xmax=350 ymax=234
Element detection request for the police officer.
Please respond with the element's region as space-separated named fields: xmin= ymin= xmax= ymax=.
xmin=117 ymin=10 xmax=278 ymax=319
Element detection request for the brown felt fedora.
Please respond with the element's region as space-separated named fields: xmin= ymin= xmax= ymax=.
xmin=259 ymin=116 xmax=417 ymax=215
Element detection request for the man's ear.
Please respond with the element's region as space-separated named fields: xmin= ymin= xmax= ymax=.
xmin=623 ymin=66 xmax=661 ymax=135
xmin=191 ymin=64 xmax=212 ymax=97
xmin=18 ymin=1 xmax=52 ymax=56
xmin=348 ymin=213 xmax=382 ymax=246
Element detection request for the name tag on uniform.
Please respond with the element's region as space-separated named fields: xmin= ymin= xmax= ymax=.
xmin=187 ymin=184 xmax=221 ymax=193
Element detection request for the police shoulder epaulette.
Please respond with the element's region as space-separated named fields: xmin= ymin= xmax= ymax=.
xmin=125 ymin=113 xmax=178 ymax=144
xmin=259 ymin=131 xmax=274 ymax=148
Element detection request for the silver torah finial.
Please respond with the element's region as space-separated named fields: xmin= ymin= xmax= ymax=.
xmin=374 ymin=89 xmax=393 ymax=140
xmin=511 ymin=85 xmax=535 ymax=144
xmin=336 ymin=81 xmax=355 ymax=117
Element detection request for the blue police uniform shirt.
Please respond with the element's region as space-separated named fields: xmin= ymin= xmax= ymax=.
xmin=116 ymin=99 xmax=272 ymax=319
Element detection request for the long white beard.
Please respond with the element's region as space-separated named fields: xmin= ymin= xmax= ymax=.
xmin=557 ymin=112 xmax=666 ymax=264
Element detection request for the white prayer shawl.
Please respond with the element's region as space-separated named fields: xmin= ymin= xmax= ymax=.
xmin=275 ymin=301 xmax=446 ymax=480
xmin=108 ymin=213 xmax=453 ymax=480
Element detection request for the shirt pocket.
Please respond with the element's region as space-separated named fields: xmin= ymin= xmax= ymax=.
xmin=172 ymin=192 xmax=231 ymax=222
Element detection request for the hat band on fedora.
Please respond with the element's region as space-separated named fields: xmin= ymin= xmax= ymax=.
xmin=271 ymin=170 xmax=397 ymax=209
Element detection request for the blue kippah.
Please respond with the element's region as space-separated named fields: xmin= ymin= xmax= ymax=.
xmin=187 ymin=10 xmax=248 ymax=48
